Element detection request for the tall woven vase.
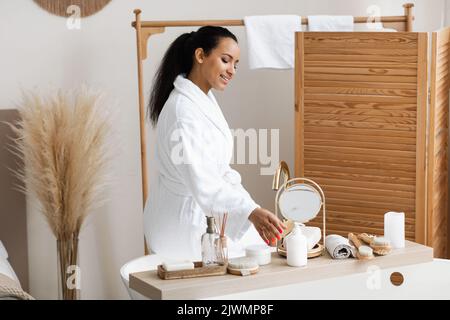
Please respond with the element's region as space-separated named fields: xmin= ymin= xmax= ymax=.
xmin=57 ymin=234 xmax=80 ymax=300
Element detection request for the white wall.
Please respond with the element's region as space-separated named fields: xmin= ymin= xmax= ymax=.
xmin=0 ymin=0 xmax=446 ymax=299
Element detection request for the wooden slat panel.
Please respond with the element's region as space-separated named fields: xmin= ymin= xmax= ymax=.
xmin=308 ymin=223 xmax=416 ymax=240
xmin=304 ymin=66 xmax=417 ymax=76
xmin=314 ymin=216 xmax=416 ymax=232
xmin=304 ymin=138 xmax=416 ymax=151
xmin=325 ymin=203 xmax=416 ymax=218
xmin=304 ymin=113 xmax=417 ymax=125
xmin=305 ymin=73 xmax=417 ymax=83
xmin=318 ymin=184 xmax=415 ymax=200
xmin=304 ymin=94 xmax=417 ymax=103
xmin=304 ymin=87 xmax=417 ymax=97
xmin=305 ymin=170 xmax=415 ymax=186
xmin=324 ymin=190 xmax=415 ymax=206
xmin=304 ymin=47 xmax=418 ymax=56
xmin=303 ymin=100 xmax=417 ymax=112
xmin=305 ymin=54 xmax=418 ymax=63
xmin=306 ymin=163 xmax=416 ymax=179
xmin=303 ymin=32 xmax=418 ymax=49
xmin=311 ymin=176 xmax=416 ymax=193
xmin=304 ymin=145 xmax=415 ymax=158
xmin=296 ymin=31 xmax=428 ymax=247
xmin=428 ymin=27 xmax=449 ymax=258
xmin=305 ymin=80 xmax=417 ymax=89
xmin=306 ymin=61 xmax=418 ymax=69
xmin=304 ymin=119 xmax=416 ymax=131
xmin=304 ymin=131 xmax=416 ymax=145
xmin=320 ymin=210 xmax=416 ymax=225
xmin=304 ymin=125 xmax=417 ymax=138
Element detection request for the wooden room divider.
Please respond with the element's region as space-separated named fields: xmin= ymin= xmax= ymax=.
xmin=295 ymin=30 xmax=449 ymax=258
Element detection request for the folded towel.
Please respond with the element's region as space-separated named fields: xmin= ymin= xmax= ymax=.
xmin=299 ymin=226 xmax=321 ymax=250
xmin=325 ymin=234 xmax=355 ymax=259
xmin=0 ymin=274 xmax=34 ymax=300
xmin=354 ymin=22 xmax=397 ymax=32
xmin=308 ymin=15 xmax=354 ymax=31
xmin=244 ymin=15 xmax=302 ymax=69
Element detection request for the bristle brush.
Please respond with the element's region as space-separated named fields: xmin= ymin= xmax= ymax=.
xmin=358 ymin=233 xmax=392 ymax=256
xmin=348 ymin=233 xmax=374 ymax=260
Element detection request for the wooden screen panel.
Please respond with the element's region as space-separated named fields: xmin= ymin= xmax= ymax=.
xmin=295 ymin=32 xmax=428 ymax=243
xmin=428 ymin=28 xmax=450 ymax=258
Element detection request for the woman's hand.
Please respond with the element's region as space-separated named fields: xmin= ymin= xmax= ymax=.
xmin=248 ymin=207 xmax=286 ymax=245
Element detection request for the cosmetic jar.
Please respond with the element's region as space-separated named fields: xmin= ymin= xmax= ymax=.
xmin=245 ymin=244 xmax=272 ymax=266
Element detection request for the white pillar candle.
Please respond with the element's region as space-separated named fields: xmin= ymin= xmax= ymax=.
xmin=384 ymin=211 xmax=405 ymax=248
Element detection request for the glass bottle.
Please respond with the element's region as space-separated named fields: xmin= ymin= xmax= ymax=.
xmin=201 ymin=216 xmax=220 ymax=267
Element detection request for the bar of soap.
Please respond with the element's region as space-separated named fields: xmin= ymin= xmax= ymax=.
xmin=162 ymin=260 xmax=194 ymax=271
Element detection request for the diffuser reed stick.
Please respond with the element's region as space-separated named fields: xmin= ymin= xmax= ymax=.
xmin=213 ymin=212 xmax=228 ymax=264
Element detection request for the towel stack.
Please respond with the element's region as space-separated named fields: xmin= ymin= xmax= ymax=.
xmin=307 ymin=15 xmax=354 ymax=31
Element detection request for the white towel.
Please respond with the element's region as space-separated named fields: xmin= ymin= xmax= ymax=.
xmin=354 ymin=22 xmax=397 ymax=32
xmin=308 ymin=15 xmax=354 ymax=31
xmin=244 ymin=15 xmax=302 ymax=69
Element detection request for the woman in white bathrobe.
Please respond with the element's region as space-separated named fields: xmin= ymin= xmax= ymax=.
xmin=143 ymin=26 xmax=285 ymax=261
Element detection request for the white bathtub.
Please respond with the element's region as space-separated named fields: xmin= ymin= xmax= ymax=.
xmin=121 ymin=255 xmax=450 ymax=300
xmin=210 ymin=258 xmax=450 ymax=300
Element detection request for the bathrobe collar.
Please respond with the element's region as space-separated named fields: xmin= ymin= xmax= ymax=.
xmin=173 ymin=74 xmax=232 ymax=142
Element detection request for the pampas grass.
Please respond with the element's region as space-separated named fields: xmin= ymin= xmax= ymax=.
xmin=8 ymin=87 xmax=113 ymax=299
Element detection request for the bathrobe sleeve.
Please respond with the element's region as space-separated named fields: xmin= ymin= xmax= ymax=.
xmin=169 ymin=119 xmax=260 ymax=241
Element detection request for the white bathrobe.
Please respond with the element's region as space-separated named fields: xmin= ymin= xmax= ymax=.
xmin=143 ymin=75 xmax=264 ymax=261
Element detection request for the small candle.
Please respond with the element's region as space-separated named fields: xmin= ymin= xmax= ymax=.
xmin=384 ymin=211 xmax=405 ymax=248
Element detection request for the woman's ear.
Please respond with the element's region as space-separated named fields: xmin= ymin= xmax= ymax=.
xmin=194 ymin=48 xmax=205 ymax=64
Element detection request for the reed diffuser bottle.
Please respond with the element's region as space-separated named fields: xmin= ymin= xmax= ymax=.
xmin=201 ymin=216 xmax=220 ymax=267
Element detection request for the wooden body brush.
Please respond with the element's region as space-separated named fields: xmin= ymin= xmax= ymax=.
xmin=357 ymin=233 xmax=392 ymax=256
xmin=348 ymin=233 xmax=374 ymax=260
xmin=227 ymin=257 xmax=259 ymax=276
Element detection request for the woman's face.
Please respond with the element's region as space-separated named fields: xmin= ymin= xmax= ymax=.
xmin=196 ymin=37 xmax=240 ymax=91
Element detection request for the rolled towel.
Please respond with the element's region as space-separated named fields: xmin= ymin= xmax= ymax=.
xmin=325 ymin=234 xmax=355 ymax=259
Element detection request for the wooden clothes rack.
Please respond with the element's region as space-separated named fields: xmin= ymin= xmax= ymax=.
xmin=132 ymin=3 xmax=415 ymax=254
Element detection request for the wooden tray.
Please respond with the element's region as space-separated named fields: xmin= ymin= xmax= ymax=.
xmin=157 ymin=261 xmax=227 ymax=280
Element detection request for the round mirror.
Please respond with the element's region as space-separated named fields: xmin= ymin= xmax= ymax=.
xmin=278 ymin=183 xmax=322 ymax=223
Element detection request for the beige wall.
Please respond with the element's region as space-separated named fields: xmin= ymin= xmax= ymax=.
xmin=0 ymin=0 xmax=446 ymax=299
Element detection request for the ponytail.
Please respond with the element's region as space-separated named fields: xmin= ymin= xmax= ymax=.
xmin=148 ymin=26 xmax=237 ymax=126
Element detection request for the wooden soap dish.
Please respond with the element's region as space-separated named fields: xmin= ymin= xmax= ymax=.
xmin=157 ymin=262 xmax=227 ymax=280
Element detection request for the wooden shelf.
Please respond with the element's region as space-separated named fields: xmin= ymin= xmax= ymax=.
xmin=129 ymin=240 xmax=432 ymax=300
